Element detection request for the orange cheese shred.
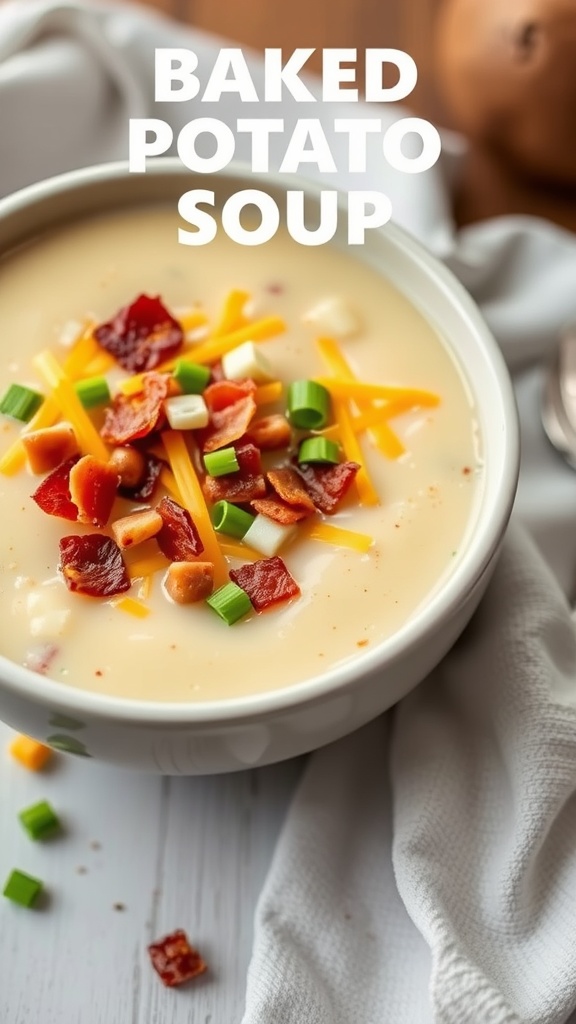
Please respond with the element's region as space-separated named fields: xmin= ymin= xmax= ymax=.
xmin=32 ymin=350 xmax=109 ymax=462
xmin=161 ymin=430 xmax=229 ymax=587
xmin=303 ymin=520 xmax=373 ymax=553
xmin=213 ymin=289 xmax=250 ymax=337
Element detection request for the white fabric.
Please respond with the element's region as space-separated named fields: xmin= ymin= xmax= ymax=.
xmin=2 ymin=2 xmax=576 ymax=1021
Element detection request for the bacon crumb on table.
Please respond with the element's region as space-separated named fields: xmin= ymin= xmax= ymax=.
xmin=147 ymin=929 xmax=208 ymax=988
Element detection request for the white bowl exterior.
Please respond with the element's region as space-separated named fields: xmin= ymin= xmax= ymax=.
xmin=0 ymin=161 xmax=519 ymax=772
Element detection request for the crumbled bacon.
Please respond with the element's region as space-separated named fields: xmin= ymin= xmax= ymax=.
xmin=201 ymin=395 xmax=257 ymax=453
xmin=230 ymin=556 xmax=300 ymax=611
xmin=31 ymin=456 xmax=80 ymax=522
xmin=251 ymin=496 xmax=310 ymax=524
xmin=59 ymin=535 xmax=130 ymax=597
xmin=203 ymin=378 xmax=256 ymax=413
xmin=68 ymin=456 xmax=119 ymax=527
xmin=100 ymin=373 xmax=169 ymax=446
xmin=156 ymin=496 xmax=204 ymax=561
xmin=118 ymin=452 xmax=164 ymax=502
xmin=94 ymin=294 xmax=183 ymax=373
xmin=267 ymin=467 xmax=316 ymax=512
xmin=148 ymin=929 xmax=207 ymax=988
xmin=202 ymin=442 xmax=265 ymax=504
xmin=296 ymin=460 xmax=360 ymax=514
xmin=245 ymin=414 xmax=292 ymax=450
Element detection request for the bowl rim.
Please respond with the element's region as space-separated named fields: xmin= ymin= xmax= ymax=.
xmin=0 ymin=158 xmax=520 ymax=726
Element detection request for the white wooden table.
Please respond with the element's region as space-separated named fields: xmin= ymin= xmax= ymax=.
xmin=0 ymin=720 xmax=302 ymax=1023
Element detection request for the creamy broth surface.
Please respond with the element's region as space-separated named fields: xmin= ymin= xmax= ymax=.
xmin=0 ymin=207 xmax=481 ymax=702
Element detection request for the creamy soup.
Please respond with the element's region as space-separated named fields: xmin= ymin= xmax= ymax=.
xmin=0 ymin=207 xmax=481 ymax=702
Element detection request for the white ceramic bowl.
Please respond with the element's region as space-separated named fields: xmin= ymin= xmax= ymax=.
xmin=0 ymin=160 xmax=519 ymax=773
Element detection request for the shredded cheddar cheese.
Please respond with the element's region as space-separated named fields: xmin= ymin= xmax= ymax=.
xmin=316 ymin=337 xmax=406 ymax=460
xmin=161 ymin=430 xmax=229 ymax=587
xmin=213 ymin=289 xmax=250 ymax=336
xmin=110 ymin=596 xmax=151 ymax=618
xmin=32 ymin=350 xmax=109 ymax=462
xmin=315 ymin=376 xmax=440 ymax=406
xmin=254 ymin=381 xmax=283 ymax=406
xmin=128 ymin=553 xmax=170 ymax=580
xmin=304 ymin=520 xmax=373 ymax=553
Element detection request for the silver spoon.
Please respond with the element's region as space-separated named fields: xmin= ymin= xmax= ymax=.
xmin=541 ymin=328 xmax=576 ymax=470
xmin=541 ymin=330 xmax=576 ymax=617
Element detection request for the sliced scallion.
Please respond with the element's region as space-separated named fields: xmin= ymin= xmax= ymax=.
xmin=18 ymin=800 xmax=60 ymax=841
xmin=3 ymin=868 xmax=43 ymax=907
xmin=74 ymin=375 xmax=110 ymax=409
xmin=287 ymin=380 xmax=330 ymax=430
xmin=0 ymin=383 xmax=44 ymax=422
xmin=204 ymin=447 xmax=240 ymax=477
xmin=298 ymin=436 xmax=341 ymax=464
xmin=206 ymin=581 xmax=253 ymax=624
xmin=172 ymin=359 xmax=211 ymax=395
xmin=211 ymin=500 xmax=255 ymax=539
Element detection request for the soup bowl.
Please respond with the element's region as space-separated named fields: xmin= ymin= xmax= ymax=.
xmin=0 ymin=160 xmax=519 ymax=773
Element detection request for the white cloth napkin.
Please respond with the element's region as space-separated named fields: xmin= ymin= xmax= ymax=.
xmin=3 ymin=3 xmax=576 ymax=1022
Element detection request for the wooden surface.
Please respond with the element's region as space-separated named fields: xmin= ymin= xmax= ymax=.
xmin=136 ymin=0 xmax=445 ymax=121
xmin=0 ymin=719 xmax=303 ymax=1023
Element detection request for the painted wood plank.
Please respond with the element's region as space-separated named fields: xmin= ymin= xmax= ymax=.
xmin=0 ymin=721 xmax=301 ymax=1023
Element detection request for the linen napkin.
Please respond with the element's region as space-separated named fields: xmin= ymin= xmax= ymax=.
xmin=2 ymin=3 xmax=576 ymax=1022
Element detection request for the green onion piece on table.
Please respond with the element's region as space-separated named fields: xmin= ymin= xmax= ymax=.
xmin=211 ymin=500 xmax=255 ymax=539
xmin=298 ymin=436 xmax=341 ymax=464
xmin=74 ymin=375 xmax=110 ymax=409
xmin=287 ymin=380 xmax=331 ymax=429
xmin=0 ymin=383 xmax=44 ymax=422
xmin=204 ymin=446 xmax=240 ymax=477
xmin=3 ymin=869 xmax=43 ymax=907
xmin=18 ymin=799 xmax=61 ymax=841
xmin=172 ymin=359 xmax=211 ymax=395
xmin=206 ymin=582 xmax=253 ymax=624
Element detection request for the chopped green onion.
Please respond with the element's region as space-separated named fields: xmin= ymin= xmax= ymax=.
xmin=206 ymin=581 xmax=253 ymax=625
xmin=298 ymin=437 xmax=341 ymax=464
xmin=287 ymin=380 xmax=331 ymax=430
xmin=172 ymin=359 xmax=211 ymax=394
xmin=3 ymin=868 xmax=43 ymax=907
xmin=204 ymin=447 xmax=240 ymax=477
xmin=18 ymin=799 xmax=61 ymax=841
xmin=211 ymin=500 xmax=255 ymax=539
xmin=74 ymin=375 xmax=110 ymax=409
xmin=0 ymin=383 xmax=43 ymax=422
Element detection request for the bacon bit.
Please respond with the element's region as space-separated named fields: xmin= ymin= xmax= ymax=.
xmin=201 ymin=395 xmax=257 ymax=453
xmin=251 ymin=496 xmax=311 ymax=525
xmin=118 ymin=452 xmax=164 ymax=502
xmin=68 ymin=455 xmax=119 ymax=527
xmin=59 ymin=535 xmax=130 ymax=597
xmin=31 ymin=456 xmax=80 ymax=521
xmin=148 ymin=929 xmax=207 ymax=988
xmin=165 ymin=561 xmax=214 ymax=604
xmin=156 ymin=496 xmax=204 ymax=561
xmin=245 ymin=414 xmax=292 ymax=450
xmin=296 ymin=460 xmax=360 ymax=515
xmin=101 ymin=373 xmax=169 ymax=446
xmin=203 ymin=378 xmax=256 ymax=413
xmin=267 ymin=467 xmax=316 ymax=512
xmin=230 ymin=556 xmax=300 ymax=611
xmin=94 ymin=294 xmax=183 ymax=373
xmin=22 ymin=422 xmax=79 ymax=475
xmin=112 ymin=509 xmax=163 ymax=549
xmin=202 ymin=443 xmax=266 ymax=504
